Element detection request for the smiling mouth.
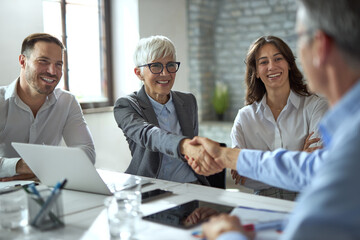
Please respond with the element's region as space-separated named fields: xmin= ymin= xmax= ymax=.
xmin=41 ymin=77 xmax=57 ymax=84
xmin=156 ymin=80 xmax=170 ymax=84
xmin=268 ymin=73 xmax=281 ymax=79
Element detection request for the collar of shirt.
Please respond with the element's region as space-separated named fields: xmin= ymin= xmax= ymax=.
xmin=146 ymin=91 xmax=175 ymax=115
xmin=319 ymin=80 xmax=360 ymax=147
xmin=5 ymin=78 xmax=58 ymax=111
xmin=256 ymin=90 xmax=300 ymax=113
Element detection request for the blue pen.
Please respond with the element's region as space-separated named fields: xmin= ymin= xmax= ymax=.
xmin=29 ymin=183 xmax=63 ymax=224
xmin=31 ymin=179 xmax=67 ymax=226
xmin=29 ymin=183 xmax=45 ymax=203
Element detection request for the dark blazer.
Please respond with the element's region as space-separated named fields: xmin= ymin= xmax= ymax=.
xmin=114 ymin=86 xmax=210 ymax=185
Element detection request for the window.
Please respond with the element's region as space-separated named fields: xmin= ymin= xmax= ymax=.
xmin=42 ymin=0 xmax=113 ymax=109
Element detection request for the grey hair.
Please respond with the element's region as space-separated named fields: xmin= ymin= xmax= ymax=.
xmin=133 ymin=35 xmax=176 ymax=68
xmin=298 ymin=0 xmax=360 ymax=68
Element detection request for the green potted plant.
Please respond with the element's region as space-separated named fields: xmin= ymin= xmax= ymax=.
xmin=212 ymin=81 xmax=229 ymax=121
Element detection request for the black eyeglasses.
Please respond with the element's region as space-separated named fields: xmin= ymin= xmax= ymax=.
xmin=138 ymin=62 xmax=180 ymax=74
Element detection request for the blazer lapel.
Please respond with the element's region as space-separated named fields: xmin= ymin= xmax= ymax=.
xmin=172 ymin=92 xmax=194 ymax=138
xmin=137 ymin=86 xmax=159 ymax=125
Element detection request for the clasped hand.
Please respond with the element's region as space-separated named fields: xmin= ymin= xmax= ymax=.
xmin=181 ymin=137 xmax=230 ymax=176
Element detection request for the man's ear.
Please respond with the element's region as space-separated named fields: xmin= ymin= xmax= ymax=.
xmin=313 ymin=30 xmax=333 ymax=67
xmin=134 ymin=67 xmax=144 ymax=81
xmin=19 ymin=54 xmax=26 ymax=69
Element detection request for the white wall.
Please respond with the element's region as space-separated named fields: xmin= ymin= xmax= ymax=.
xmin=0 ymin=0 xmax=43 ymax=85
xmin=0 ymin=0 xmax=189 ymax=173
xmin=138 ymin=0 xmax=189 ymax=92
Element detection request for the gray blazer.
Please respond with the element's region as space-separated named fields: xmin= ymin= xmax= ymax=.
xmin=114 ymin=86 xmax=209 ymax=185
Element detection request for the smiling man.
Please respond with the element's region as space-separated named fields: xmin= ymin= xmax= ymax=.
xmin=0 ymin=33 xmax=95 ymax=181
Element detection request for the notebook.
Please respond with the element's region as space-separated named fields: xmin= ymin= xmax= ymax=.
xmin=11 ymin=142 xmax=149 ymax=195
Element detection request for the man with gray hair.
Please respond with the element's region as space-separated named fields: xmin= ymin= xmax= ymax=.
xmin=187 ymin=0 xmax=360 ymax=239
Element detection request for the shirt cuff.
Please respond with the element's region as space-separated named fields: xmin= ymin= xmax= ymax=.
xmin=0 ymin=157 xmax=20 ymax=178
xmin=217 ymin=231 xmax=248 ymax=240
xmin=237 ymin=149 xmax=263 ymax=178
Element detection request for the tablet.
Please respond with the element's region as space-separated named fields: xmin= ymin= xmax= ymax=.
xmin=142 ymin=200 xmax=234 ymax=229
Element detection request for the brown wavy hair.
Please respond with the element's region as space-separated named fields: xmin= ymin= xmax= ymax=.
xmin=244 ymin=35 xmax=310 ymax=105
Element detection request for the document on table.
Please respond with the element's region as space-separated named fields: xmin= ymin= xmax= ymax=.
xmin=0 ymin=180 xmax=34 ymax=190
xmin=231 ymin=206 xmax=290 ymax=240
xmin=232 ymin=206 xmax=289 ymax=224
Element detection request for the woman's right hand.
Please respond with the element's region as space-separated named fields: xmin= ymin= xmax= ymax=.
xmin=231 ymin=169 xmax=246 ymax=185
xmin=303 ymin=132 xmax=322 ymax=152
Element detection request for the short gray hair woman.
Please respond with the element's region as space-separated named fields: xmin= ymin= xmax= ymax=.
xmin=114 ymin=35 xmax=221 ymax=187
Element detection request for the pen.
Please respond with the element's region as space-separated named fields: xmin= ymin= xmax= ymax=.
xmin=29 ymin=183 xmax=44 ymax=202
xmin=28 ymin=183 xmax=62 ymax=224
xmin=31 ymin=179 xmax=67 ymax=226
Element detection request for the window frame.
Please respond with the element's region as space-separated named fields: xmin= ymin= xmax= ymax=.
xmin=59 ymin=0 xmax=113 ymax=109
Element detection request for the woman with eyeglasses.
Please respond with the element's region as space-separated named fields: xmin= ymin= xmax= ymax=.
xmin=114 ymin=35 xmax=219 ymax=185
xmin=230 ymin=36 xmax=328 ymax=200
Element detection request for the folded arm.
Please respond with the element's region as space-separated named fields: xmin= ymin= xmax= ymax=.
xmin=115 ymin=97 xmax=195 ymax=160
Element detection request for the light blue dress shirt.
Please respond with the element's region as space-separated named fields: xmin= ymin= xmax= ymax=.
xmin=146 ymin=93 xmax=197 ymax=183
xmin=219 ymin=80 xmax=360 ymax=239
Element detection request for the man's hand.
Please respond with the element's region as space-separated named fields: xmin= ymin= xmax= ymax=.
xmin=202 ymin=214 xmax=254 ymax=240
xmin=303 ymin=132 xmax=322 ymax=152
xmin=180 ymin=138 xmax=223 ymax=176
xmin=0 ymin=159 xmax=36 ymax=182
xmin=186 ymin=137 xmax=240 ymax=176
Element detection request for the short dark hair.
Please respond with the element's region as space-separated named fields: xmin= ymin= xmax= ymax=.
xmin=21 ymin=33 xmax=65 ymax=56
xmin=244 ymin=35 xmax=310 ymax=105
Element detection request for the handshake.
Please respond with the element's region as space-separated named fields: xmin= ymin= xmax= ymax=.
xmin=180 ymin=137 xmax=240 ymax=176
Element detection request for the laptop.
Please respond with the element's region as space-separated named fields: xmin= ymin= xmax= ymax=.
xmin=11 ymin=142 xmax=149 ymax=195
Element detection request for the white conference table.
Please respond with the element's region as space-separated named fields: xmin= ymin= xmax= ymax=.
xmin=1 ymin=171 xmax=295 ymax=240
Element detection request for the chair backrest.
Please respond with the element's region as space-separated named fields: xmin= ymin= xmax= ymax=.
xmin=205 ymin=142 xmax=227 ymax=189
xmin=206 ymin=169 xmax=226 ymax=189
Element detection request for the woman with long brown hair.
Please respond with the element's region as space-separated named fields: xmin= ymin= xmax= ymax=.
xmin=230 ymin=36 xmax=328 ymax=200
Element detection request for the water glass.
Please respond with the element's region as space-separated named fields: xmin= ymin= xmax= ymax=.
xmin=105 ymin=176 xmax=142 ymax=239
xmin=0 ymin=186 xmax=28 ymax=229
xmin=105 ymin=197 xmax=141 ymax=240
xmin=114 ymin=176 xmax=142 ymax=212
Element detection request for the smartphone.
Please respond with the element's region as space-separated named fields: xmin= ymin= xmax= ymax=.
xmin=141 ymin=189 xmax=173 ymax=203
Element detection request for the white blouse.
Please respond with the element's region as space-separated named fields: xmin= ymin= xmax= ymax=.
xmin=230 ymin=91 xmax=328 ymax=190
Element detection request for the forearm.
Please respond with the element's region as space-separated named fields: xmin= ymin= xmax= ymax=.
xmin=115 ymin=99 xmax=187 ymax=159
xmin=0 ymin=157 xmax=20 ymax=178
xmin=223 ymin=148 xmax=240 ymax=170
xmin=237 ymin=149 xmax=325 ymax=191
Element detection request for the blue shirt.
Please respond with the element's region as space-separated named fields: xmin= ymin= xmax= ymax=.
xmin=146 ymin=93 xmax=197 ymax=183
xmin=222 ymin=80 xmax=360 ymax=239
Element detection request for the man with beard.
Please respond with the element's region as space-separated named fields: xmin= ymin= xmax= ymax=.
xmin=0 ymin=33 xmax=95 ymax=181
